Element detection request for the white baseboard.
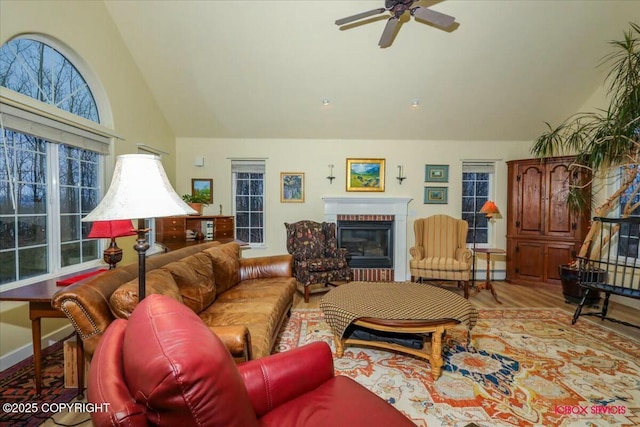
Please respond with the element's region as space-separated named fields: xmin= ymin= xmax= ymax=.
xmin=0 ymin=324 xmax=75 ymax=372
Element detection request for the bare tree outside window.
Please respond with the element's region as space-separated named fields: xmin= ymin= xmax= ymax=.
xmin=0 ymin=37 xmax=103 ymax=285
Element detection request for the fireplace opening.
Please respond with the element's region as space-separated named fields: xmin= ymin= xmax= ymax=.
xmin=337 ymin=220 xmax=393 ymax=268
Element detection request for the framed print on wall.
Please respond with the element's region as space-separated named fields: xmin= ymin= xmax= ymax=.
xmin=424 ymin=164 xmax=449 ymax=183
xmin=424 ymin=187 xmax=448 ymax=204
xmin=346 ymin=158 xmax=385 ymax=192
xmin=281 ymin=172 xmax=305 ymax=203
xmin=191 ymin=178 xmax=213 ymax=204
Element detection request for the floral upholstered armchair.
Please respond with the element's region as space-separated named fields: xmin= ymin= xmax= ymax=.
xmin=285 ymin=220 xmax=351 ymax=302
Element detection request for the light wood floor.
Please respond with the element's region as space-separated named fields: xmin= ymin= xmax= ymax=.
xmin=295 ymin=280 xmax=640 ymax=341
xmin=41 ymin=280 xmax=639 ymax=427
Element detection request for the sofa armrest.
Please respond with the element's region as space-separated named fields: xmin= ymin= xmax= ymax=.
xmin=238 ymin=341 xmax=334 ymax=417
xmin=52 ymin=269 xmax=135 ymax=358
xmin=210 ymin=325 xmax=252 ymax=362
xmin=409 ymin=246 xmax=424 ymax=260
xmin=239 ymin=254 xmax=293 ymax=281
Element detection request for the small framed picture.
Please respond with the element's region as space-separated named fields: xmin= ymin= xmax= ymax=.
xmin=281 ymin=172 xmax=305 ymax=203
xmin=346 ymin=158 xmax=385 ymax=192
xmin=191 ymin=178 xmax=213 ymax=204
xmin=424 ymin=187 xmax=448 ymax=204
xmin=424 ymin=165 xmax=449 ymax=183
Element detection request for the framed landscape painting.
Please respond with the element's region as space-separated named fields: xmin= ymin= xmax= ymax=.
xmin=281 ymin=172 xmax=305 ymax=203
xmin=424 ymin=187 xmax=448 ymax=204
xmin=191 ymin=178 xmax=213 ymax=203
xmin=424 ymin=164 xmax=449 ymax=183
xmin=346 ymin=158 xmax=385 ymax=192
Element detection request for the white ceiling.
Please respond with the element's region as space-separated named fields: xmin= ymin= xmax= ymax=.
xmin=104 ymin=0 xmax=640 ymax=141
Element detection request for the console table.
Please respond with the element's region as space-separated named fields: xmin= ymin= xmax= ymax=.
xmin=0 ymin=272 xmax=98 ymax=397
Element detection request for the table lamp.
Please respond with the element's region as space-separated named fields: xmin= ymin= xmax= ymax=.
xmin=88 ymin=220 xmax=137 ymax=269
xmin=479 ymin=200 xmax=500 ymax=220
xmin=82 ymin=154 xmax=196 ymax=301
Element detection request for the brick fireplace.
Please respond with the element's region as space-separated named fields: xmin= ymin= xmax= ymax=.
xmin=323 ymin=197 xmax=412 ymax=282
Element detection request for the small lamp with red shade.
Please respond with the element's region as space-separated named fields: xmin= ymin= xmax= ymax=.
xmin=472 ymin=200 xmax=501 ymax=284
xmin=88 ymin=220 xmax=137 ymax=269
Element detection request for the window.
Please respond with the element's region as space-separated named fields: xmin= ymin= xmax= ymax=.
xmin=461 ymin=161 xmax=495 ymax=246
xmin=231 ymin=160 xmax=265 ymax=246
xmin=618 ymin=165 xmax=639 ymax=259
xmin=0 ymin=37 xmax=106 ymax=287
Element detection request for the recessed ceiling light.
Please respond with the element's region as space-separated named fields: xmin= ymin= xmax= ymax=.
xmin=322 ymin=99 xmax=330 ymax=106
xmin=411 ymin=99 xmax=419 ymax=108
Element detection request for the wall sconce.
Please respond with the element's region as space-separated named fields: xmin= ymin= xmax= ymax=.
xmin=327 ymin=164 xmax=335 ymax=183
xmin=396 ymin=165 xmax=406 ymax=184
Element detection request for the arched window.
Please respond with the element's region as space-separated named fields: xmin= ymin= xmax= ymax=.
xmin=0 ymin=36 xmax=108 ymax=287
xmin=1 ymin=38 xmax=99 ymax=121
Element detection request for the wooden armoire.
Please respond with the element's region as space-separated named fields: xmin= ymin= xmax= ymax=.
xmin=506 ymin=156 xmax=591 ymax=286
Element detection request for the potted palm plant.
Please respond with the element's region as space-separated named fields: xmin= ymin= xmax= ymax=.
xmin=532 ymin=22 xmax=640 ymax=302
xmin=182 ymin=193 xmax=209 ymax=216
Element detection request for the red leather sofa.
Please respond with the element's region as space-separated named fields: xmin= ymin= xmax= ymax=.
xmin=89 ymin=294 xmax=415 ymax=426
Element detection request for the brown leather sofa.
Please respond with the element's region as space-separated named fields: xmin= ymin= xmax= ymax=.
xmin=52 ymin=241 xmax=297 ymax=362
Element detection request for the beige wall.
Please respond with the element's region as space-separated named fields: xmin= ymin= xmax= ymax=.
xmin=0 ymin=0 xmax=175 ymax=365
xmin=175 ymin=137 xmax=533 ymax=261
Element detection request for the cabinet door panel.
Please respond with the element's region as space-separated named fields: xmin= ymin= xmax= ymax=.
xmin=546 ymin=163 xmax=574 ymax=237
xmin=545 ymin=243 xmax=575 ymax=283
xmin=515 ymin=241 xmax=544 ymax=281
xmin=518 ymin=165 xmax=544 ymax=235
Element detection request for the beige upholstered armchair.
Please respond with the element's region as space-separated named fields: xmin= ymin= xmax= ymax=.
xmin=409 ymin=215 xmax=472 ymax=298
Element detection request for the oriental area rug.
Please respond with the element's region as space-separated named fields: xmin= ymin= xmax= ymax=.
xmin=0 ymin=335 xmax=78 ymax=426
xmin=274 ymin=308 xmax=640 ymax=427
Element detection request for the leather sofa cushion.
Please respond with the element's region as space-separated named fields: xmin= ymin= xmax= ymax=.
xmin=162 ymin=253 xmax=216 ymax=313
xmin=204 ymin=242 xmax=240 ymax=294
xmin=200 ymin=276 xmax=297 ymax=359
xmin=109 ymin=269 xmax=183 ymax=319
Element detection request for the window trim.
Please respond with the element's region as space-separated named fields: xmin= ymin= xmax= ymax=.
xmin=0 ymin=36 xmax=110 ymax=290
xmin=231 ymin=159 xmax=266 ymax=248
xmin=462 ymin=161 xmax=496 ymax=248
xmin=1 ymin=91 xmax=121 ymax=147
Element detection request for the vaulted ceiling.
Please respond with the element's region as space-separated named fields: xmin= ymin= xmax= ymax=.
xmin=104 ymin=0 xmax=639 ymax=141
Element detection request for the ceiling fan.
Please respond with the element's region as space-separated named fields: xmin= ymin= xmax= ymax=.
xmin=335 ymin=0 xmax=456 ymax=48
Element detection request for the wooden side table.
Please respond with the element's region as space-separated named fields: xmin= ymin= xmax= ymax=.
xmin=473 ymin=248 xmax=505 ymax=304
xmin=0 ymin=272 xmax=99 ymax=397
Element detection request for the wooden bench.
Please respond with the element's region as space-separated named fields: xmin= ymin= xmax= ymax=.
xmin=573 ymin=216 xmax=640 ymax=329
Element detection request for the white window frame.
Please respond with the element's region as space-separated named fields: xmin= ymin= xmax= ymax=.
xmin=231 ymin=159 xmax=266 ymax=248
xmin=617 ymin=165 xmax=639 ymax=261
xmin=0 ymin=36 xmax=116 ymax=290
xmin=462 ymin=161 xmax=496 ymax=249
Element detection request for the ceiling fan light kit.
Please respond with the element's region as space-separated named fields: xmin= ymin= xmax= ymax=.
xmin=335 ymin=0 xmax=456 ymax=48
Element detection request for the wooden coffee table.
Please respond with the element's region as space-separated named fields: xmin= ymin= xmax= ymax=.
xmin=320 ymin=281 xmax=478 ymax=380
xmin=339 ymin=317 xmax=460 ymax=379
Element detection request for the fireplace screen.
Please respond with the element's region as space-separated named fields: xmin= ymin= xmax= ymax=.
xmin=337 ymin=220 xmax=393 ymax=268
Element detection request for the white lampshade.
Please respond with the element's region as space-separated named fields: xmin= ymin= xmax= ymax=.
xmin=82 ymin=154 xmax=196 ymax=222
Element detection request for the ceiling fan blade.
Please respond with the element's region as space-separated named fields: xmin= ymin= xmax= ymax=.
xmin=335 ymin=8 xmax=386 ymax=26
xmin=411 ymin=7 xmax=455 ymax=28
xmin=378 ymin=17 xmax=399 ymax=48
